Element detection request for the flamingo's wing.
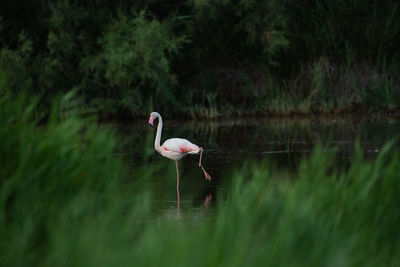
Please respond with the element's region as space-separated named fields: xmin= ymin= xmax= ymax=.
xmin=162 ymin=138 xmax=199 ymax=154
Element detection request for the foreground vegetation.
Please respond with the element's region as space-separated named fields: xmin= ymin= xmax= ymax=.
xmin=1 ymin=0 xmax=400 ymax=118
xmin=1 ymin=90 xmax=399 ymax=266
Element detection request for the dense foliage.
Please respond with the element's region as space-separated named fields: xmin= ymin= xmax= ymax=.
xmin=1 ymin=0 xmax=400 ymax=117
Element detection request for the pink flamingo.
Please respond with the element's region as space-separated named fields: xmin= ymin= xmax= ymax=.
xmin=148 ymin=112 xmax=212 ymax=196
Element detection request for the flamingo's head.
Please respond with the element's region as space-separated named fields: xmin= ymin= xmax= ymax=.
xmin=148 ymin=112 xmax=159 ymax=127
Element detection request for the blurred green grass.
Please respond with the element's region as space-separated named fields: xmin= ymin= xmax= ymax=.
xmin=1 ymin=90 xmax=399 ymax=266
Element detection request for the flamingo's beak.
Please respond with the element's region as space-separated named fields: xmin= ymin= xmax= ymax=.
xmin=148 ymin=116 xmax=154 ymax=127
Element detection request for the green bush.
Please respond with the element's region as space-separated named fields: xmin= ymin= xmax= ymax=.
xmin=1 ymin=0 xmax=399 ymax=117
xmin=0 ymin=32 xmax=33 ymax=93
xmin=97 ymin=10 xmax=187 ymax=115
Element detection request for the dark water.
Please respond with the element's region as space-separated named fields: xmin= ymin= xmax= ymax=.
xmin=115 ymin=116 xmax=400 ymax=220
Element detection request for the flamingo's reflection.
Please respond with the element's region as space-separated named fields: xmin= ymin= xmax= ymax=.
xmin=176 ymin=186 xmax=212 ymax=214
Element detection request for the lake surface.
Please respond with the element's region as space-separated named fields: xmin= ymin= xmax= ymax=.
xmin=115 ymin=115 xmax=400 ymax=220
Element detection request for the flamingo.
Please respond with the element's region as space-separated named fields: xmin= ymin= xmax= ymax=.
xmin=148 ymin=112 xmax=212 ymax=194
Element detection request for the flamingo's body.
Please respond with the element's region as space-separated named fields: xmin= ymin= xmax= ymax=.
xmin=158 ymin=138 xmax=201 ymax=161
xmin=148 ymin=112 xmax=212 ymax=191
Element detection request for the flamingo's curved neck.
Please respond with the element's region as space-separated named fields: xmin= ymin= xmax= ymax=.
xmin=154 ymin=113 xmax=163 ymax=152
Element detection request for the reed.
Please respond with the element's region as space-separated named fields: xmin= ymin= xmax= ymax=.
xmin=1 ymin=88 xmax=399 ymax=266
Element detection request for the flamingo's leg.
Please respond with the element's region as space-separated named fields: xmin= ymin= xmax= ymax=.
xmin=176 ymin=160 xmax=180 ymax=209
xmin=199 ymin=147 xmax=212 ymax=181
xmin=199 ymin=147 xmax=203 ymax=167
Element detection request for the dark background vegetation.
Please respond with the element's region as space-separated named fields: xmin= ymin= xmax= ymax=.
xmin=1 ymin=0 xmax=400 ymax=118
